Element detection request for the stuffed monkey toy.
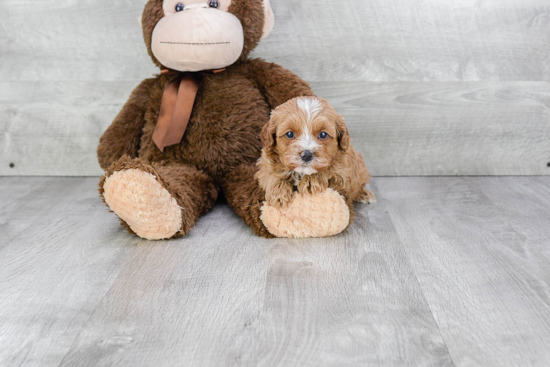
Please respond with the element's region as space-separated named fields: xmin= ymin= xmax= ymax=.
xmin=97 ymin=0 xmax=352 ymax=239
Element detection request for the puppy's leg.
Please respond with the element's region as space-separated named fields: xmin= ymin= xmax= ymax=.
xmin=266 ymin=180 xmax=295 ymax=208
xmin=350 ymin=149 xmax=376 ymax=204
xmin=357 ymin=186 xmax=376 ymax=204
xmin=297 ymin=174 xmax=329 ymax=196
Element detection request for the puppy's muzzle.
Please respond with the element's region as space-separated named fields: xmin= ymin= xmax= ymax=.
xmin=300 ymin=150 xmax=314 ymax=163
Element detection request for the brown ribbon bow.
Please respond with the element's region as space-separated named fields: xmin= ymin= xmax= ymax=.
xmin=152 ymin=68 xmax=225 ymax=152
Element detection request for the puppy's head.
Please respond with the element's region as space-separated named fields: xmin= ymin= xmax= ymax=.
xmin=261 ymin=97 xmax=350 ymax=175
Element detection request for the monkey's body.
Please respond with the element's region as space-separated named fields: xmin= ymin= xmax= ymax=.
xmin=98 ymin=0 xmax=353 ymax=239
xmin=98 ymin=59 xmax=316 ymax=238
xmin=140 ymin=61 xmax=291 ymax=180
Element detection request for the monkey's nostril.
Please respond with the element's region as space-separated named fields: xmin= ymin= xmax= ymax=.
xmin=301 ymin=150 xmax=314 ymax=162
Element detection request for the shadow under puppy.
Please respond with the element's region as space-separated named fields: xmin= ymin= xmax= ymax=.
xmin=256 ymin=97 xmax=375 ymax=218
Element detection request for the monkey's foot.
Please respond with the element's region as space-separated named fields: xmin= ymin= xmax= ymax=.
xmin=102 ymin=169 xmax=182 ymax=240
xmin=260 ymin=188 xmax=350 ymax=238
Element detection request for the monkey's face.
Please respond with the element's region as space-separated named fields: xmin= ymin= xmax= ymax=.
xmin=152 ymin=1 xmax=243 ymax=71
xmin=143 ymin=0 xmax=274 ymax=72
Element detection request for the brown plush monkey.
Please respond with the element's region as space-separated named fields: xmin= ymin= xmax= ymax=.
xmin=97 ymin=0 xmax=351 ymax=240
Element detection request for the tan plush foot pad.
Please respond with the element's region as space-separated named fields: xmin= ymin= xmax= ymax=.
xmin=260 ymin=188 xmax=350 ymax=238
xmin=103 ymin=169 xmax=182 ymax=240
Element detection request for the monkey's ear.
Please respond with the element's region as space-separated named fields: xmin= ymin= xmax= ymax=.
xmin=335 ymin=114 xmax=351 ymax=152
xmin=261 ymin=111 xmax=278 ymax=150
xmin=261 ymin=0 xmax=275 ymax=39
xmin=138 ymin=15 xmax=142 ymax=30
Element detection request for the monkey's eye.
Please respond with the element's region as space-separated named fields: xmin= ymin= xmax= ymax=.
xmin=209 ymin=0 xmax=219 ymax=8
xmin=319 ymin=132 xmax=329 ymax=140
xmin=175 ymin=3 xmax=185 ymax=12
xmin=285 ymin=131 xmax=295 ymax=139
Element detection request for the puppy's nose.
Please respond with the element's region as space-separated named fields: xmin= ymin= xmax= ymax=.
xmin=300 ymin=150 xmax=314 ymax=162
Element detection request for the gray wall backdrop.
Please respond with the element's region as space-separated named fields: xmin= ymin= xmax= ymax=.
xmin=1 ymin=0 xmax=549 ymax=176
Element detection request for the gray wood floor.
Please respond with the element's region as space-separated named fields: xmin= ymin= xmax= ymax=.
xmin=1 ymin=176 xmax=549 ymax=366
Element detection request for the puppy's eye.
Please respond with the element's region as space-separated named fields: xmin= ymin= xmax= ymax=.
xmin=175 ymin=3 xmax=185 ymax=11
xmin=285 ymin=131 xmax=295 ymax=139
xmin=319 ymin=132 xmax=329 ymax=140
xmin=209 ymin=0 xmax=219 ymax=8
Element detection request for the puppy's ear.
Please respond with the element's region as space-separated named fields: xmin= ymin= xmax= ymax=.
xmin=319 ymin=98 xmax=350 ymax=152
xmin=335 ymin=114 xmax=350 ymax=152
xmin=261 ymin=111 xmax=278 ymax=150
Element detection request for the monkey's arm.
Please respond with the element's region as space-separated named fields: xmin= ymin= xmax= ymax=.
xmin=247 ymin=59 xmax=315 ymax=109
xmin=97 ymin=78 xmax=156 ymax=170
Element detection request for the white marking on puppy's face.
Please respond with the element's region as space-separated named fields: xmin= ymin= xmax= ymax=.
xmin=296 ymin=127 xmax=320 ymax=152
xmin=297 ymin=97 xmax=322 ymax=123
xmin=293 ymin=105 xmax=320 ymax=176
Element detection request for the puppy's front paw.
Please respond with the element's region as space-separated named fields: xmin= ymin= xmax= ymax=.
xmin=297 ymin=174 xmax=329 ymax=196
xmin=358 ymin=187 xmax=376 ymax=204
xmin=266 ymin=181 xmax=294 ymax=208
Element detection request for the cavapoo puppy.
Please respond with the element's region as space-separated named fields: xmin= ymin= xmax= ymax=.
xmin=256 ymin=97 xmax=376 ymax=208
